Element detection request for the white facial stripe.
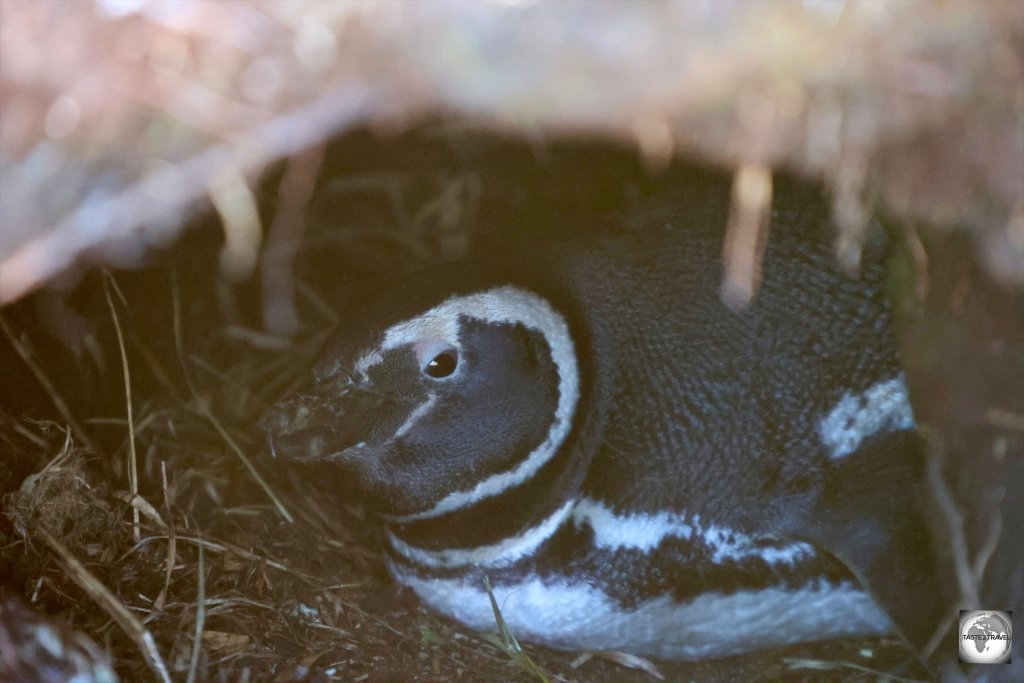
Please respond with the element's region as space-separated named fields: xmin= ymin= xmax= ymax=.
xmin=393 ymin=393 xmax=437 ymax=441
xmin=353 ymin=350 xmax=383 ymax=378
xmin=370 ymin=286 xmax=579 ymax=522
xmin=389 ymin=566 xmax=891 ymax=660
xmin=819 ymin=375 xmax=915 ymax=460
xmin=387 ymin=500 xmax=574 ymax=569
xmin=571 ymin=497 xmax=815 ymax=565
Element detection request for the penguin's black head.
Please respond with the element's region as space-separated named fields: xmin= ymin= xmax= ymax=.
xmin=261 ymin=270 xmax=580 ymax=520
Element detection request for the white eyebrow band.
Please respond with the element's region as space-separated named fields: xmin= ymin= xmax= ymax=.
xmin=361 ymin=285 xmax=580 ymax=523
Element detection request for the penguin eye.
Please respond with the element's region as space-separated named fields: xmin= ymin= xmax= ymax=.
xmin=424 ymin=349 xmax=458 ymax=379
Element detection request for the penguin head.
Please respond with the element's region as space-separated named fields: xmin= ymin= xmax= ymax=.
xmin=261 ymin=268 xmax=580 ymax=520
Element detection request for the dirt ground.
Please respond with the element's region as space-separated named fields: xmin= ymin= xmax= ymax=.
xmin=1 ymin=126 xmax=1020 ymax=682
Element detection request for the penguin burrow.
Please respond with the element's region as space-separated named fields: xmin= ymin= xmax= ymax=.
xmin=261 ymin=168 xmax=944 ymax=663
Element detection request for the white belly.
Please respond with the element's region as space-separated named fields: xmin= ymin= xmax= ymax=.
xmin=390 ymin=563 xmax=892 ymax=660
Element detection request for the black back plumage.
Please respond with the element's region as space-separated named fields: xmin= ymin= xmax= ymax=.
xmin=480 ymin=172 xmax=902 ymax=525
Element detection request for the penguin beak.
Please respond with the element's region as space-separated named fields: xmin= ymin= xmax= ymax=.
xmin=259 ymin=384 xmax=403 ymax=463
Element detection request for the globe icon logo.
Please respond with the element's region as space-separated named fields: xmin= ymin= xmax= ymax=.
xmin=959 ymin=610 xmax=1012 ymax=664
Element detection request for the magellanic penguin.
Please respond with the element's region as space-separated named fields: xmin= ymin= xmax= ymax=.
xmin=261 ymin=172 xmax=947 ymax=663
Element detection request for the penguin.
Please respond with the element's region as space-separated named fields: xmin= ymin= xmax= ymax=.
xmin=261 ymin=170 xmax=948 ymax=663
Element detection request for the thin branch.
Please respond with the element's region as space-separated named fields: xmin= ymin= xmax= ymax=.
xmin=721 ymin=162 xmax=772 ymax=309
xmin=104 ymin=273 xmax=140 ymax=542
xmin=925 ymin=440 xmax=979 ymax=607
xmin=36 ymin=526 xmax=172 ymax=683
xmin=186 ymin=542 xmax=205 ymax=683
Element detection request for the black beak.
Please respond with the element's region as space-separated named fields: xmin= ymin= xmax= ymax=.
xmin=259 ymin=384 xmax=398 ymax=463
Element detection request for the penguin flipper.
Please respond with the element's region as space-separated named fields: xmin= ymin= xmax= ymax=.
xmin=796 ymin=430 xmax=951 ymax=665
